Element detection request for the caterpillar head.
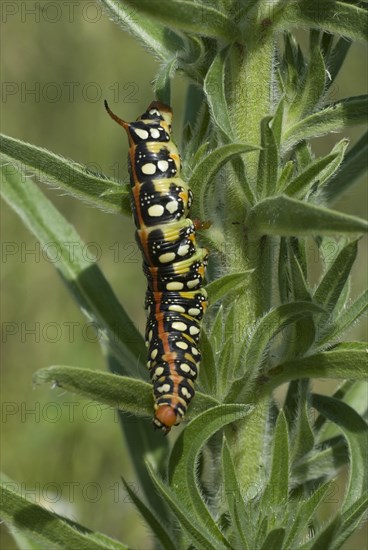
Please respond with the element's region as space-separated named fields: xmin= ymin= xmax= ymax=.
xmin=141 ymin=101 xmax=173 ymax=134
xmin=153 ymin=404 xmax=180 ymax=435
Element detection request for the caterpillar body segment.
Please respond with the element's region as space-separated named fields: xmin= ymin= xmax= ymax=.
xmin=105 ymin=100 xmax=208 ymax=434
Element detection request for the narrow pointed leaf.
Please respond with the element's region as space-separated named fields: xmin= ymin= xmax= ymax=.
xmin=292 ymin=438 xmax=348 ymax=485
xmin=168 ymin=405 xmax=252 ymax=547
xmin=325 ymin=37 xmax=352 ymax=87
xmin=283 ymin=95 xmax=368 ymax=151
xmin=263 ymin=346 xmax=368 ymax=393
xmin=257 ymin=116 xmax=278 ymax=198
xmin=189 ymin=143 xmax=259 ymax=217
xmin=307 ymin=515 xmax=342 ymax=550
xmin=99 ymin=0 xmax=185 ymax=63
xmin=228 ymin=302 xmax=324 ymax=401
xmin=248 ymin=195 xmax=368 ymax=237
xmin=198 ymin=327 xmax=217 ymax=395
xmin=332 ymin=494 xmax=368 ymax=550
xmin=288 ymin=34 xmax=326 ymax=121
xmin=121 ymin=478 xmax=175 ymax=550
xmin=222 ymin=438 xmax=250 ymax=549
xmin=317 ymin=289 xmax=368 ymax=345
xmin=145 ymin=462 xmax=228 ymax=550
xmin=0 ymin=485 xmax=128 ymax=550
xmin=312 ymin=393 xmax=368 ymax=511
xmin=314 ymin=239 xmax=358 ymax=318
xmin=34 ymin=365 xmax=218 ymax=420
xmin=1 ymin=169 xmax=146 ymax=374
xmin=0 ymin=134 xmax=129 ymax=214
xmin=276 ymin=1 xmax=368 ymax=42
xmin=122 ymin=0 xmax=240 ymax=41
xmin=205 ymin=271 xmax=254 ymax=305
xmin=290 ymin=381 xmax=315 ymax=463
xmin=153 ymin=58 xmax=178 ymax=105
xmin=284 ymin=481 xmax=334 ymax=550
xmin=284 ymin=152 xmax=339 ymax=199
xmin=276 ymin=161 xmax=295 ymax=192
xmin=204 ymin=48 xmax=234 ymax=141
xmin=262 ymin=411 xmax=289 ymax=506
xmin=259 ymin=529 xmax=285 ymax=550
xmin=323 ymin=130 xmax=368 ymax=203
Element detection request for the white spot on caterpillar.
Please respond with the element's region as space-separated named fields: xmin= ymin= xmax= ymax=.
xmin=166 ymin=200 xmax=178 ymax=213
xmin=187 ymin=279 xmax=200 ymax=288
xmin=188 ymin=308 xmax=201 ymax=316
xmin=172 ymin=321 xmax=187 ymax=331
xmin=157 ymin=384 xmax=171 ymax=393
xmin=159 ymin=252 xmax=176 ymax=263
xmin=150 ymin=128 xmax=160 ymax=139
xmin=180 ymin=363 xmax=191 ymax=373
xmin=142 ymin=163 xmax=156 ymax=175
xmin=151 ymin=349 xmax=158 ymax=359
xmin=154 ymin=366 xmax=164 ymax=377
xmin=192 ymin=347 xmax=199 ymax=356
xmin=148 ymin=204 xmax=164 ymax=217
xmin=169 ymin=304 xmax=185 ymax=313
xmin=149 ymin=109 xmax=160 ymax=116
xmin=158 ymin=160 xmax=169 ymax=172
xmin=135 ymin=128 xmax=149 ymax=140
xmin=181 ymin=386 xmax=191 ymax=399
xmin=176 ymin=341 xmax=189 ymax=350
xmin=148 ymin=330 xmax=153 ymax=341
xmin=167 ymin=281 xmax=184 ymax=291
xmin=177 ymin=244 xmax=189 ymax=256
xmin=189 ymin=326 xmax=200 ymax=335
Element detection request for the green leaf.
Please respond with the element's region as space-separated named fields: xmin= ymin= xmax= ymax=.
xmin=283 ymin=151 xmax=340 ymax=199
xmin=0 ymin=134 xmax=129 ymax=214
xmin=312 ymin=393 xmax=368 ymax=511
xmin=168 ymin=405 xmax=252 ymax=547
xmin=314 ymin=239 xmax=358 ymax=320
xmin=122 ymin=0 xmax=241 ymax=41
xmin=189 ymin=143 xmax=259 ymax=218
xmin=306 ymin=514 xmax=342 ymax=550
xmin=153 ymin=57 xmax=178 ymax=105
xmin=204 ymin=48 xmax=234 ymax=141
xmin=221 ymin=438 xmax=250 ymax=550
xmin=291 ymin=438 xmax=348 ymax=485
xmin=323 ymin=130 xmax=368 ymax=203
xmin=262 ymin=411 xmax=289 ymax=506
xmin=283 ymin=481 xmax=334 ymax=550
xmin=257 ymin=116 xmax=278 ymax=198
xmin=317 ymin=289 xmax=368 ymax=345
xmin=290 ymin=381 xmax=315 ymax=463
xmin=34 ymin=365 xmax=218 ymax=421
xmin=263 ymin=346 xmax=368 ymax=393
xmin=99 ymin=0 xmax=185 ymax=63
xmin=1 ymin=168 xmax=145 ymax=375
xmin=121 ymin=478 xmax=175 ymax=550
xmin=34 ymin=366 xmax=153 ymax=417
xmin=332 ymin=494 xmax=368 ymax=550
xmin=0 ymin=484 xmax=128 ymax=550
xmin=276 ymin=161 xmax=295 ymax=193
xmin=205 ymin=271 xmax=254 ymax=306
xmin=248 ymin=195 xmax=368 ymax=237
xmin=259 ymin=529 xmax=285 ymax=550
xmin=145 ymin=461 xmax=228 ymax=550
xmin=288 ymin=32 xmax=326 ymax=121
xmin=227 ymin=302 xmax=324 ymax=402
xmin=283 ymin=95 xmax=368 ymax=151
xmin=276 ymin=1 xmax=368 ymax=43
xmin=324 ymin=36 xmax=352 ymax=87
xmin=317 ymin=138 xmax=349 ymax=188
xmin=197 ymin=327 xmax=217 ymax=395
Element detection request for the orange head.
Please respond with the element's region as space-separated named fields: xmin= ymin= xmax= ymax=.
xmin=153 ymin=405 xmax=179 ymax=435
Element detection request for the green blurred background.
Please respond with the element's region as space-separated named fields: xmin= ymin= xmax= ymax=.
xmin=1 ymin=2 xmax=367 ymax=549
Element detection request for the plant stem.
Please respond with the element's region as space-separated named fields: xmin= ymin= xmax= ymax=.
xmin=226 ymin=13 xmax=275 ymax=490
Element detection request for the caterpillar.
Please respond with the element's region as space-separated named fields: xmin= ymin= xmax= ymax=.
xmin=105 ymin=100 xmax=208 ymax=434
